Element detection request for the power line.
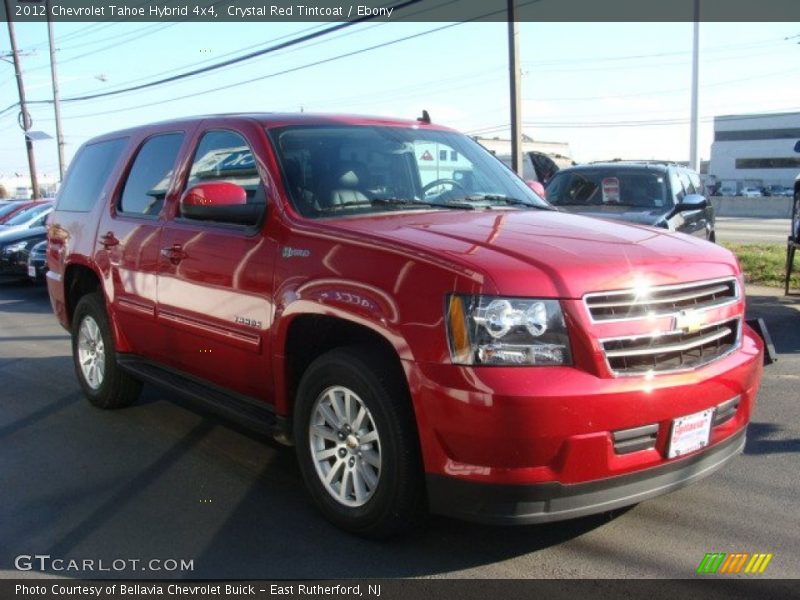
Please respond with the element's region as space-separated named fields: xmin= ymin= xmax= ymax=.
xmin=6 ymin=0 xmax=524 ymax=122
xmin=24 ymin=0 xmax=234 ymax=75
xmin=20 ymin=0 xmax=425 ymax=106
xmin=32 ymin=0 xmax=458 ymax=102
xmin=520 ymin=35 xmax=787 ymax=68
xmin=45 ymin=21 xmax=470 ymax=121
xmin=18 ymin=0 xmax=168 ymax=51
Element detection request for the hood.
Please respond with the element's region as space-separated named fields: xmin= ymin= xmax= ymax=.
xmin=556 ymin=204 xmax=668 ymax=227
xmin=325 ymin=209 xmax=738 ymax=298
xmin=0 ymin=226 xmax=47 ymax=245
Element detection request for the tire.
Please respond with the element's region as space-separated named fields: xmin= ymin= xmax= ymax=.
xmin=72 ymin=292 xmax=141 ymax=409
xmin=293 ymin=346 xmax=424 ymax=538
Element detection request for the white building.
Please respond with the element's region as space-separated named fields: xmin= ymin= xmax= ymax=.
xmin=473 ymin=134 xmax=573 ymax=183
xmin=708 ymin=112 xmax=800 ymax=193
xmin=0 ymin=173 xmax=60 ymax=199
xmin=474 ymin=134 xmax=572 ymax=162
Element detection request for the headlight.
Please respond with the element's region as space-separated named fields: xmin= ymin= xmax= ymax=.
xmin=3 ymin=241 xmax=29 ymax=255
xmin=446 ymin=295 xmax=572 ymax=366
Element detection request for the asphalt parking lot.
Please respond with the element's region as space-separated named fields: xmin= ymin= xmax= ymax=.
xmin=1 ymin=279 xmax=798 ymax=580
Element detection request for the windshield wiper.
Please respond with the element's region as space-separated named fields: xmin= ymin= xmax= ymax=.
xmin=454 ymin=194 xmax=556 ymax=210
xmin=372 ymin=197 xmax=474 ymax=210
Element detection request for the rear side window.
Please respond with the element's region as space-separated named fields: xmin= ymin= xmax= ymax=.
xmin=56 ymin=138 xmax=128 ymax=212
xmin=119 ymin=133 xmax=184 ymax=217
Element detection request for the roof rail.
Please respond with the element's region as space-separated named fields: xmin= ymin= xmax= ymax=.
xmin=587 ymin=159 xmax=686 ymax=167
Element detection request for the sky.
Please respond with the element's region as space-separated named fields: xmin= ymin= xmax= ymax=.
xmin=1 ymin=16 xmax=799 ymax=180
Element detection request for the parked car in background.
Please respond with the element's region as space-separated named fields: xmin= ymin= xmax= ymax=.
xmin=740 ymin=187 xmax=763 ymax=198
xmin=761 ymin=185 xmax=790 ymax=197
xmin=0 ymin=201 xmax=53 ymax=235
xmin=0 ymin=199 xmax=50 ymax=225
xmin=497 ymin=151 xmax=574 ymax=186
xmin=26 ymin=240 xmax=48 ymax=283
xmin=544 ymin=161 xmax=716 ymax=241
xmin=0 ymin=224 xmax=48 ymax=279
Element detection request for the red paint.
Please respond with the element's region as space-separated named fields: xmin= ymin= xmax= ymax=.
xmin=46 ymin=114 xmax=763 ymax=499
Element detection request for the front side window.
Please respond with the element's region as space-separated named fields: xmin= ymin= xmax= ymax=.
xmin=669 ymin=170 xmax=686 ymax=203
xmin=688 ymin=171 xmax=704 ymax=195
xmin=679 ymin=171 xmax=696 ymax=195
xmin=119 ymin=133 xmax=184 ymax=217
xmin=268 ymin=125 xmax=549 ymax=218
xmin=180 ymin=130 xmax=265 ymax=227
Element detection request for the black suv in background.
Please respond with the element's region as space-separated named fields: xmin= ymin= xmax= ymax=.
xmin=544 ymin=162 xmax=715 ymax=242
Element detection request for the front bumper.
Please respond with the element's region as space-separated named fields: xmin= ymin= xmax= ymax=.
xmin=27 ymin=258 xmax=47 ymax=282
xmin=408 ymin=324 xmax=763 ymax=523
xmin=0 ymin=250 xmax=30 ymax=277
xmin=427 ymin=428 xmax=745 ymax=524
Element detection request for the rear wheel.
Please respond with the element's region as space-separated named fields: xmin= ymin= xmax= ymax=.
xmin=72 ymin=292 xmax=141 ymax=409
xmin=294 ymin=347 xmax=424 ymax=538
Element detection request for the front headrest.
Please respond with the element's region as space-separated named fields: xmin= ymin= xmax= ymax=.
xmin=333 ymin=162 xmax=366 ymax=189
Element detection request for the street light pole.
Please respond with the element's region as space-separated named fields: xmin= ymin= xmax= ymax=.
xmin=508 ymin=0 xmax=523 ymax=177
xmin=4 ymin=0 xmax=41 ymax=199
xmin=46 ymin=0 xmax=66 ymax=181
xmin=689 ymin=0 xmax=700 ymax=172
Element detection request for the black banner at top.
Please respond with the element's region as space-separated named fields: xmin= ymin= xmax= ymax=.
xmin=2 ymin=0 xmax=800 ymax=23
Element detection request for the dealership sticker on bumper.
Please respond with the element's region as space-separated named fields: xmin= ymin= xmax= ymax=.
xmin=27 ymin=265 xmax=36 ymax=278
xmin=668 ymin=409 xmax=714 ymax=458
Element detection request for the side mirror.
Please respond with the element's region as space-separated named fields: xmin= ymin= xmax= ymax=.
xmin=526 ymin=180 xmax=546 ymax=198
xmin=676 ymin=193 xmax=708 ymax=211
xmin=180 ymin=182 xmax=257 ymax=225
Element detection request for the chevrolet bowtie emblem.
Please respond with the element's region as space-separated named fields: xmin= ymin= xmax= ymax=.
xmin=674 ymin=309 xmax=705 ymax=333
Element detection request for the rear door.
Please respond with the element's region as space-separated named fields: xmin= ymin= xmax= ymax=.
xmin=95 ymin=130 xmax=189 ymax=358
xmin=156 ymin=121 xmax=277 ymax=400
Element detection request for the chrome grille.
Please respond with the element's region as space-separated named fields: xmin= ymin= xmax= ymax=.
xmin=601 ymin=319 xmax=740 ymax=375
xmin=585 ymin=278 xmax=738 ymax=322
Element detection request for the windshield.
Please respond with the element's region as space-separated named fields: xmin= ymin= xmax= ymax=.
xmin=0 ymin=202 xmax=23 ymax=219
xmin=3 ymin=203 xmax=49 ymax=226
xmin=546 ymin=168 xmax=670 ymax=210
xmin=267 ymin=125 xmax=549 ymax=218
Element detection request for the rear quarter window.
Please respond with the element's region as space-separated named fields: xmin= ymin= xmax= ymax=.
xmin=56 ymin=138 xmax=128 ymax=212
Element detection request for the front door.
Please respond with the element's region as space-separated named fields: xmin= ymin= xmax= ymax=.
xmin=156 ymin=124 xmax=276 ymax=400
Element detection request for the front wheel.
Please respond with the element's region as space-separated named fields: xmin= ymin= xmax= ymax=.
xmin=294 ymin=347 xmax=424 ymax=538
xmin=72 ymin=292 xmax=141 ymax=409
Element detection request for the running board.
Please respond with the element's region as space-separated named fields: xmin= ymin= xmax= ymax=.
xmin=117 ymin=355 xmax=293 ymax=445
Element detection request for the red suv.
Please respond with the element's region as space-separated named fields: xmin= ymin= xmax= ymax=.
xmin=47 ymin=114 xmax=763 ymax=537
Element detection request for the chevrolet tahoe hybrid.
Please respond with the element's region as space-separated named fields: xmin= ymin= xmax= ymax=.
xmin=46 ymin=114 xmax=763 ymax=537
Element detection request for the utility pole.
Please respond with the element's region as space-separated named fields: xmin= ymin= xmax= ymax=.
xmin=689 ymin=0 xmax=700 ymax=172
xmin=46 ymin=0 xmax=65 ymax=181
xmin=507 ymin=0 xmax=523 ymax=177
xmin=4 ymin=0 xmax=41 ymax=199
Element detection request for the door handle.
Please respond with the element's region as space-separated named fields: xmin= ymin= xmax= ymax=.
xmin=160 ymin=244 xmax=187 ymax=264
xmin=98 ymin=232 xmax=119 ymax=248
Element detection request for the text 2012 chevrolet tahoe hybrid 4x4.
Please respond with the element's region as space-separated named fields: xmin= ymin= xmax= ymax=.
xmin=46 ymin=114 xmax=763 ymax=537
